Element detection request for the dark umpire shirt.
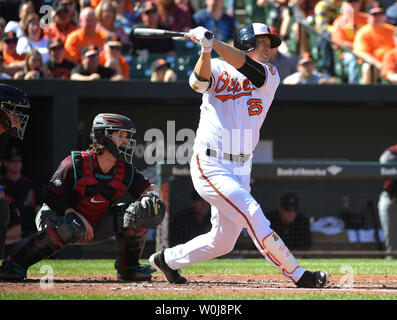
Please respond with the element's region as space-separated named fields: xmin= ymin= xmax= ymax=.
xmin=71 ymin=65 xmax=116 ymax=79
xmin=0 ymin=133 xmax=8 ymax=165
xmin=44 ymin=153 xmax=152 ymax=221
xmin=0 ymin=175 xmax=42 ymax=237
xmin=266 ymin=211 xmax=312 ymax=250
xmin=4 ymin=194 xmax=21 ymax=229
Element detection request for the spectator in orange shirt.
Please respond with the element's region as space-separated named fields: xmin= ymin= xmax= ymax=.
xmin=95 ymin=0 xmax=131 ymax=53
xmin=353 ymin=6 xmax=396 ymax=83
xmin=1 ymin=31 xmax=25 ymax=77
xmin=381 ymin=27 xmax=397 ymax=81
xmin=64 ymin=6 xmax=107 ymax=63
xmin=43 ymin=0 xmax=78 ymax=44
xmin=332 ymin=0 xmax=369 ymax=48
xmin=98 ymin=35 xmax=130 ymax=79
xmin=332 ymin=0 xmax=369 ymax=83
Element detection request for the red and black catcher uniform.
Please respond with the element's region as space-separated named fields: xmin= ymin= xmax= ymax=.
xmin=0 ymin=113 xmax=155 ymax=281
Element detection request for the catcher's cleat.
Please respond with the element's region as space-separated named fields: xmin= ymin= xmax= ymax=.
xmin=149 ymin=250 xmax=187 ymax=284
xmin=295 ymin=270 xmax=329 ymax=288
xmin=116 ymin=263 xmax=156 ymax=281
xmin=0 ymin=258 xmax=27 ymax=282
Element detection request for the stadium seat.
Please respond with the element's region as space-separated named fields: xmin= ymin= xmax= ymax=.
xmin=173 ymin=55 xmax=197 ymax=80
xmin=332 ymin=47 xmax=346 ymax=81
xmin=306 ymin=27 xmax=320 ymax=62
xmin=130 ymin=56 xmax=151 ymax=80
xmin=174 ymin=39 xmax=199 ymax=55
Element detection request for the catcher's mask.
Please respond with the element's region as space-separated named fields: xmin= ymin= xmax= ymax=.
xmin=0 ymin=84 xmax=30 ymax=140
xmin=90 ymin=113 xmax=136 ymax=164
xmin=234 ymin=23 xmax=281 ymax=52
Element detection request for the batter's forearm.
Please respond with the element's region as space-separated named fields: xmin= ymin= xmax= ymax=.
xmin=194 ymin=52 xmax=211 ymax=80
xmin=212 ymin=39 xmax=246 ymax=69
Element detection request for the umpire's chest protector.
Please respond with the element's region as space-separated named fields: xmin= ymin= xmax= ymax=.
xmin=71 ymin=150 xmax=134 ymax=225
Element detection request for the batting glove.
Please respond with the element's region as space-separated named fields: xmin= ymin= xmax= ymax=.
xmin=186 ymin=27 xmax=213 ymax=53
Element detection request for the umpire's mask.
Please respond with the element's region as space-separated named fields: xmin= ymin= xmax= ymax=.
xmin=0 ymin=83 xmax=30 ymax=140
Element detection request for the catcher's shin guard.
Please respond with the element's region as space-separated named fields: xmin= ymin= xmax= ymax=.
xmin=261 ymin=231 xmax=305 ymax=282
xmin=115 ymin=228 xmax=155 ymax=281
xmin=7 ymin=212 xmax=86 ymax=272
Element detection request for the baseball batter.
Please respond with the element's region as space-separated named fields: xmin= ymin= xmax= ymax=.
xmin=150 ymin=24 xmax=329 ymax=288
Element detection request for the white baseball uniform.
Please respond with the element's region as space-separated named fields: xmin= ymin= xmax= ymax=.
xmin=164 ymin=57 xmax=305 ymax=282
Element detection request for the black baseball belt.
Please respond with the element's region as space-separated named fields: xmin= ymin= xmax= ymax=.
xmin=206 ymin=148 xmax=251 ymax=164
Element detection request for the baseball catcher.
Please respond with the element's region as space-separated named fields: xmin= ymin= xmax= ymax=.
xmin=0 ymin=113 xmax=165 ymax=282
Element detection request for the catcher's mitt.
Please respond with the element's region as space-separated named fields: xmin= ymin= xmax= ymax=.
xmin=122 ymin=191 xmax=166 ymax=231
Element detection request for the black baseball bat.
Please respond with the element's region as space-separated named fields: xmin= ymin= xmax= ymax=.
xmin=132 ymin=28 xmax=214 ymax=40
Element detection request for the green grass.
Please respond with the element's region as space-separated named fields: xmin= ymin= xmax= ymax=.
xmin=25 ymin=258 xmax=397 ymax=276
xmin=1 ymin=292 xmax=396 ymax=300
xmin=1 ymin=258 xmax=397 ymax=301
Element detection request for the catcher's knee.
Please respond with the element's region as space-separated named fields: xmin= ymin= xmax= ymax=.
xmin=47 ymin=211 xmax=86 ymax=246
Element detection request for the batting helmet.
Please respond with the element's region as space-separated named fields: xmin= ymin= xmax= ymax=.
xmin=234 ymin=23 xmax=281 ymax=52
xmin=90 ymin=113 xmax=136 ymax=164
xmin=0 ymin=83 xmax=30 ymax=140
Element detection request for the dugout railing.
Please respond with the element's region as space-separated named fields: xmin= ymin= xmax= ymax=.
xmin=155 ymin=160 xmax=397 ymax=258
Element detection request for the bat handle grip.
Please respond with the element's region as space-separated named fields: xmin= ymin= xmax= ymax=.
xmin=204 ymin=31 xmax=214 ymax=40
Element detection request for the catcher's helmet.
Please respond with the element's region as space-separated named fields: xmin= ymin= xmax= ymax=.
xmin=90 ymin=113 xmax=136 ymax=164
xmin=234 ymin=23 xmax=281 ymax=52
xmin=0 ymin=83 xmax=30 ymax=140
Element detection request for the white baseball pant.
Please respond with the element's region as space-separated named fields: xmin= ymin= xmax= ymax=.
xmin=164 ymin=148 xmax=305 ymax=282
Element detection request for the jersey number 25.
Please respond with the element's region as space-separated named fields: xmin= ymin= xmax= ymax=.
xmin=247 ymin=99 xmax=263 ymax=116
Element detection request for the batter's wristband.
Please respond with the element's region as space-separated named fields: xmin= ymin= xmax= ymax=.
xmin=201 ymin=46 xmax=212 ymax=53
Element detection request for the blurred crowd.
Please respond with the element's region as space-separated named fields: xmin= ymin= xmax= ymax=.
xmin=0 ymin=0 xmax=395 ymax=84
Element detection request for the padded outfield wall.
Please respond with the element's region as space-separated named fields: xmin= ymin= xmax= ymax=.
xmin=3 ymin=80 xmax=397 ymax=188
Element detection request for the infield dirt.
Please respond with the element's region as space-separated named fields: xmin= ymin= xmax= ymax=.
xmin=1 ymin=274 xmax=397 ymax=296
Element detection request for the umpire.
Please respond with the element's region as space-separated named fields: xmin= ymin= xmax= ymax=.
xmin=0 ymin=113 xmax=165 ymax=282
xmin=0 ymin=84 xmax=30 ymax=259
xmin=378 ymin=144 xmax=397 ymax=259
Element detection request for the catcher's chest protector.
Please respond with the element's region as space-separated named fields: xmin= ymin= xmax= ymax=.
xmin=71 ymin=150 xmax=134 ymax=224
